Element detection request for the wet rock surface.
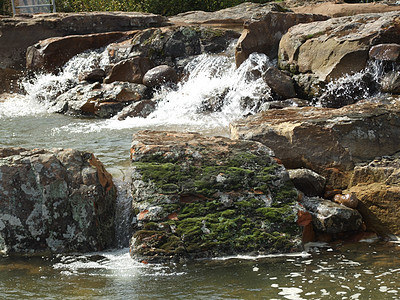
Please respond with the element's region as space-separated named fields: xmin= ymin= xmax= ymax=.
xmin=108 ymin=26 xmax=240 ymax=68
xmin=53 ymin=81 xmax=150 ymax=118
xmin=142 ymin=65 xmax=178 ymax=87
xmin=230 ymin=101 xmax=400 ymax=188
xmin=104 ymin=56 xmax=154 ymax=84
xmin=0 ymin=148 xmax=117 ymax=254
xmin=129 ymin=131 xmax=301 ymax=262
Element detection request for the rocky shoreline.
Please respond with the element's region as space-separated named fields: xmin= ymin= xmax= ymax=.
xmin=1 ymin=1 xmax=400 ymax=261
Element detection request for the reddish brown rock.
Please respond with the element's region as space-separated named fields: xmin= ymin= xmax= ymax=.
xmin=79 ymin=68 xmax=106 ymax=83
xmin=26 ymin=31 xmax=136 ymax=73
xmin=104 ymin=57 xmax=154 ymax=84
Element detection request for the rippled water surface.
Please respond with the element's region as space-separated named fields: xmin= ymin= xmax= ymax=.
xmin=1 ymin=242 xmax=400 ymax=299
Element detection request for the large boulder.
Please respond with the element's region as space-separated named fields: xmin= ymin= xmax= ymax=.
xmin=129 ymin=131 xmax=301 ymax=262
xmin=142 ymin=65 xmax=178 ymax=87
xmin=230 ymin=101 xmax=400 ymax=188
xmin=346 ymin=156 xmax=400 ymax=238
xmin=0 ymin=147 xmax=117 ymax=254
xmin=26 ymin=31 xmax=137 ymax=73
xmin=235 ymin=12 xmax=328 ymax=66
xmin=107 ymin=26 xmax=240 ymax=67
xmin=278 ymin=11 xmax=400 ymax=82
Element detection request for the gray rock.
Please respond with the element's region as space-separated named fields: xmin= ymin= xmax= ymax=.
xmin=117 ymin=100 xmax=156 ymax=120
xmin=263 ymin=67 xmax=296 ymax=99
xmin=143 ymin=65 xmax=178 ymax=88
xmin=288 ymin=168 xmax=326 ymax=197
xmin=301 ymin=197 xmax=362 ymax=234
xmin=0 ymin=147 xmax=116 ymax=254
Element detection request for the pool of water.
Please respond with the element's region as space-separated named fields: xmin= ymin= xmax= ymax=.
xmin=1 ymin=242 xmax=400 ymax=299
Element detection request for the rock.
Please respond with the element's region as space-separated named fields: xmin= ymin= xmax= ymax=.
xmin=291 ymin=2 xmax=400 ymax=18
xmin=79 ymin=68 xmax=106 ymax=83
xmin=369 ymin=43 xmax=400 ymax=62
xmin=380 ymin=71 xmax=400 ymax=94
xmin=0 ymin=12 xmax=168 ymax=71
xmin=0 ymin=147 xmax=116 ymax=254
xmin=263 ymin=67 xmax=296 ymax=99
xmin=26 ymin=31 xmax=136 ymax=73
xmin=142 ymin=65 xmax=178 ymax=87
xmin=104 ymin=57 xmax=154 ymax=84
xmin=230 ymin=101 xmax=400 ymax=189
xmin=129 ymin=131 xmax=301 ymax=262
xmin=292 ymin=73 xmax=324 ymax=99
xmin=301 ymin=197 xmax=362 ymax=234
xmin=107 ymin=26 xmax=240 ymax=67
xmin=169 ymin=2 xmax=291 ymax=30
xmin=117 ymin=100 xmax=156 ymax=120
xmin=235 ymin=12 xmax=328 ymax=66
xmin=333 ymin=193 xmax=359 ymax=209
xmin=54 ymin=82 xmax=149 ymax=118
xmin=278 ymin=12 xmax=400 ymax=82
xmin=288 ymin=168 xmax=326 ymax=197
xmin=266 ymin=98 xmax=311 ymax=109
xmin=346 ymin=156 xmax=400 ymax=237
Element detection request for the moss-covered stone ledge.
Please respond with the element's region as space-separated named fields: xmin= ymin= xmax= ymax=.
xmin=129 ymin=130 xmax=301 ymax=262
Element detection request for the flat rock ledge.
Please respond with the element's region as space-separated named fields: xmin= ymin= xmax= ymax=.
xmin=0 ymin=148 xmax=117 ymax=255
xmin=230 ymin=101 xmax=400 ymax=188
xmin=129 ymin=130 xmax=302 ymax=262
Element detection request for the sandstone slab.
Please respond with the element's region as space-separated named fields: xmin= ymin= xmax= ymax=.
xmin=230 ymin=101 xmax=400 ymax=188
xmin=278 ymin=11 xmax=400 ymax=82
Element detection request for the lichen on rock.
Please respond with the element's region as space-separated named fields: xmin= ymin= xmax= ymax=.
xmin=129 ymin=131 xmax=301 ymax=262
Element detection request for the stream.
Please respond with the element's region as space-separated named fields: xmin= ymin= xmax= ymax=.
xmin=0 ymin=47 xmax=399 ymax=299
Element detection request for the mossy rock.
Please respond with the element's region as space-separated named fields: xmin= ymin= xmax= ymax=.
xmin=129 ymin=131 xmax=301 ymax=262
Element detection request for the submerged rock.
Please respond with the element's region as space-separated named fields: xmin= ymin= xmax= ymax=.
xmin=230 ymin=101 xmax=400 ymax=188
xmin=0 ymin=148 xmax=117 ymax=254
xmin=129 ymin=131 xmax=301 ymax=262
